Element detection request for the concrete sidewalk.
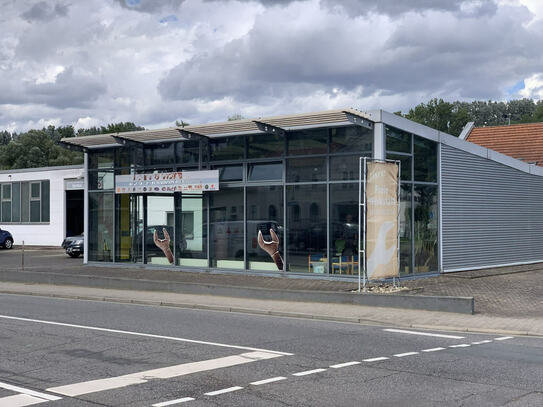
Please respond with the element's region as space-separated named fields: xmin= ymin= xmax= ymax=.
xmin=2 ymin=247 xmax=543 ymax=334
xmin=1 ymin=282 xmax=541 ymax=337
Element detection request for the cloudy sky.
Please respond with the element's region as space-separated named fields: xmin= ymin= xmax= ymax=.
xmin=1 ymin=0 xmax=542 ymax=132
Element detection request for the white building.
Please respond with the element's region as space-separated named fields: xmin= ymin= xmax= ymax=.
xmin=0 ymin=165 xmax=84 ymax=246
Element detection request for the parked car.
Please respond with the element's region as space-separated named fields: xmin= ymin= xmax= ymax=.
xmin=64 ymin=234 xmax=84 ymax=258
xmin=0 ymin=228 xmax=14 ymax=249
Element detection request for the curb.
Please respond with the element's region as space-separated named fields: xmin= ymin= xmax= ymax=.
xmin=0 ymin=270 xmax=475 ymax=314
xmin=1 ymin=289 xmax=540 ymax=338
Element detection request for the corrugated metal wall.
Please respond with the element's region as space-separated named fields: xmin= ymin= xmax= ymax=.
xmin=441 ymin=144 xmax=543 ymax=271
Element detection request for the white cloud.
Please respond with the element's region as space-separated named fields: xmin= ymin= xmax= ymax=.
xmin=520 ymin=73 xmax=543 ymax=99
xmin=0 ymin=0 xmax=542 ymax=134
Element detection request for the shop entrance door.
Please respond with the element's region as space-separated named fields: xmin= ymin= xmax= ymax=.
xmin=176 ymin=193 xmax=208 ymax=267
xmin=116 ymin=194 xmax=144 ymax=263
xmin=145 ymin=195 xmax=175 ymax=265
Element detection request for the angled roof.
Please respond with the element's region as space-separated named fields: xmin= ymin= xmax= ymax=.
xmin=466 ymin=122 xmax=543 ymax=166
xmin=59 ymin=108 xmax=372 ymax=149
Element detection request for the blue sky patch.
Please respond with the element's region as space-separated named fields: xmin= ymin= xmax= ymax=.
xmin=507 ymin=79 xmax=525 ymax=95
xmin=160 ymin=15 xmax=179 ymax=24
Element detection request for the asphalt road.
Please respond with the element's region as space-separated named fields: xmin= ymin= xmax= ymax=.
xmin=0 ymin=294 xmax=542 ymax=406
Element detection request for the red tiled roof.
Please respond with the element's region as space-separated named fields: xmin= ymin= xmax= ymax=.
xmin=467 ymin=122 xmax=543 ymax=166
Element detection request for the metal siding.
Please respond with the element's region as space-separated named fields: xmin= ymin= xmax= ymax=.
xmin=441 ymin=144 xmax=543 ymax=271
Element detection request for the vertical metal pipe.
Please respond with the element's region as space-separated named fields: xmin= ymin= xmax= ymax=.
xmin=83 ymin=152 xmax=89 ymax=265
xmin=358 ymin=157 xmax=362 ymax=292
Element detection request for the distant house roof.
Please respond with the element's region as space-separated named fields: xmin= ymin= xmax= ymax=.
xmin=467 ymin=122 xmax=543 ymax=166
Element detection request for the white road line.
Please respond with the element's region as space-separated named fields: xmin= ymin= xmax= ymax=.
xmin=363 ymin=357 xmax=389 ymax=362
xmin=250 ymin=377 xmax=287 ymax=386
xmin=47 ymin=351 xmax=281 ymax=397
xmin=330 ymin=361 xmax=361 ymax=369
xmin=472 ymin=340 xmax=492 ymax=345
xmin=0 ymin=314 xmax=292 ymax=356
xmin=422 ymin=347 xmax=446 ymax=352
xmin=0 ymin=381 xmax=61 ymax=401
xmin=292 ymin=368 xmax=327 ymax=376
xmin=204 ymin=386 xmax=243 ymax=396
xmin=449 ymin=344 xmax=470 ymax=348
xmin=383 ymin=329 xmax=464 ymax=339
xmin=495 ymin=336 xmax=514 ymax=341
xmin=152 ymin=397 xmax=195 ymax=406
xmin=393 ymin=352 xmax=419 ymax=357
xmin=0 ymin=394 xmax=49 ymax=406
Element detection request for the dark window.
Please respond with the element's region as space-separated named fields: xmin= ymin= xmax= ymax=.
xmin=287 ymin=157 xmax=326 ymax=182
xmin=330 ymin=183 xmax=359 ymax=275
xmin=89 ymin=192 xmax=114 ymax=262
xmin=30 ymin=182 xmax=41 ymax=222
xmin=387 ymin=153 xmax=412 ymax=181
xmin=89 ymin=171 xmax=114 ymax=190
xmin=286 ymin=184 xmax=327 ymax=273
xmin=414 ymin=135 xmax=437 ymax=182
xmin=21 ymin=182 xmax=29 ymax=222
xmin=247 ymin=133 xmax=284 ymax=158
xmin=414 ymin=185 xmax=438 ymax=273
xmin=330 ymin=155 xmax=369 ymax=181
xmin=12 ymin=182 xmax=20 ymax=222
xmin=176 ymin=141 xmax=200 ymax=165
xmin=287 ymin=129 xmax=328 ymax=155
xmin=1 ymin=183 xmax=11 ymax=222
xmin=144 ymin=143 xmax=175 ymax=166
xmin=41 ymin=180 xmax=50 ymax=222
xmin=89 ymin=150 xmax=115 ymax=169
xmin=400 ymin=184 xmax=412 ymax=275
xmin=248 ymin=162 xmax=283 ymax=181
xmin=386 ymin=126 xmax=411 ymax=153
xmin=209 ymin=136 xmax=245 ymax=161
xmin=213 ymin=165 xmax=243 ymax=182
xmin=330 ymin=126 xmax=372 ymax=153
xmin=209 ymin=188 xmax=244 ymax=268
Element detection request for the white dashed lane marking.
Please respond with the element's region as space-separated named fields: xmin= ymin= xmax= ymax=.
xmin=330 ymin=361 xmax=362 ymax=369
xmin=204 ymin=386 xmax=243 ymax=396
xmin=149 ymin=334 xmax=514 ymax=406
xmin=292 ymin=368 xmax=327 ymax=377
xmin=383 ymin=329 xmax=464 ymax=339
xmin=152 ymin=397 xmax=195 ymax=406
xmin=250 ymin=377 xmax=287 ymax=386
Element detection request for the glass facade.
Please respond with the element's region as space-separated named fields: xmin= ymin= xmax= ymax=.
xmin=86 ymin=123 xmax=439 ymax=278
xmin=386 ymin=125 xmax=439 ymax=275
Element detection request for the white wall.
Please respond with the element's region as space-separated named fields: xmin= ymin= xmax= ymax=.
xmin=0 ymin=166 xmax=83 ymax=246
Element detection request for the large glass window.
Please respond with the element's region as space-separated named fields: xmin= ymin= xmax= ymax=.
xmin=330 ymin=155 xmax=369 ymax=181
xmin=177 ymin=193 xmax=208 ymax=267
xmin=1 ymin=184 xmax=11 ymax=222
xmin=12 ymin=182 xmax=20 ymax=222
xmin=209 ymin=137 xmax=245 ymax=161
xmin=400 ymin=184 xmax=412 ymax=274
xmin=287 ymin=157 xmax=326 ymax=182
xmin=386 ymin=153 xmax=412 ymax=181
xmin=414 ymin=136 xmax=437 ymax=182
xmin=386 ymin=126 xmax=411 ymax=153
xmin=247 ymin=186 xmax=284 ymax=271
xmin=89 ymin=192 xmax=114 ymax=262
xmin=414 ymin=185 xmax=438 ymax=273
xmin=89 ymin=171 xmax=114 ymax=190
xmin=213 ymin=165 xmax=243 ymax=182
xmin=145 ymin=144 xmax=175 ymax=166
xmin=210 ymin=188 xmax=244 ymax=268
xmin=248 ymin=162 xmax=283 ymax=181
xmin=330 ymin=126 xmax=372 ymax=153
xmin=176 ymin=141 xmax=200 ymax=165
xmin=287 ymin=129 xmax=328 ymax=155
xmin=286 ymin=184 xmax=327 ymax=273
xmin=89 ymin=150 xmax=115 ymax=169
xmin=330 ymin=183 xmax=359 ymax=275
xmin=248 ymin=133 xmax=284 ymax=158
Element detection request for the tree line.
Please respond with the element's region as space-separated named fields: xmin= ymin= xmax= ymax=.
xmin=1 ymin=98 xmax=543 ymax=170
xmin=0 ymin=122 xmax=143 ymax=170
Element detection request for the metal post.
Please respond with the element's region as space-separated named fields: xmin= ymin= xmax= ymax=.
xmin=358 ymin=157 xmax=362 ymax=292
xmin=396 ymin=159 xmax=401 ymax=288
xmin=21 ymin=240 xmax=24 ymax=271
xmin=363 ymin=157 xmax=367 ymax=292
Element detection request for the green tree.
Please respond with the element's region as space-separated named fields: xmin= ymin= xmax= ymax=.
xmin=175 ymin=120 xmax=190 ymax=127
xmin=227 ymin=114 xmax=245 ymax=121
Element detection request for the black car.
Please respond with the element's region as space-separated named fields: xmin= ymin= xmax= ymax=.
xmin=64 ymin=234 xmax=84 ymax=258
xmin=0 ymin=228 xmax=14 ymax=249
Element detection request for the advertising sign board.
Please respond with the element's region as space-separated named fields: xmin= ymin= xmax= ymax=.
xmin=365 ymin=161 xmax=399 ymax=279
xmin=115 ymin=170 xmax=219 ymax=194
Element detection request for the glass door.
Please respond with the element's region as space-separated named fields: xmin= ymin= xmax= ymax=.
xmin=176 ymin=192 xmax=208 ymax=267
xmin=145 ymin=195 xmax=175 ymax=265
xmin=115 ymin=194 xmax=144 ymax=263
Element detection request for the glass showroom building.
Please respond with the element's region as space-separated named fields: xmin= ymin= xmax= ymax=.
xmin=61 ymin=109 xmax=543 ymax=278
